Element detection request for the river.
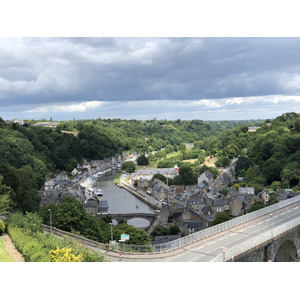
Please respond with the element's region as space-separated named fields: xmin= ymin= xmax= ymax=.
xmin=93 ymin=169 xmax=154 ymax=228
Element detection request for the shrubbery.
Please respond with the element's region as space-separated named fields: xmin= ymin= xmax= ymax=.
xmin=0 ymin=219 xmax=5 ymax=235
xmin=7 ymin=213 xmax=108 ymax=262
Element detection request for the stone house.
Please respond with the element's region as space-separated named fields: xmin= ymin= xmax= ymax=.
xmin=258 ymin=189 xmax=270 ymax=205
xmin=131 ymin=167 xmax=178 ymax=182
xmin=184 ymin=221 xmax=202 ymax=234
xmin=98 ymin=200 xmax=109 ymax=214
xmin=91 ymin=160 xmax=101 ymax=169
xmin=248 ymin=126 xmax=261 ymax=132
xmin=44 ymin=180 xmax=56 ymax=190
xmin=212 ymin=198 xmax=229 ymax=213
xmin=82 ymin=162 xmax=91 ymax=171
xmin=185 ymin=143 xmax=194 ymax=149
xmin=9 ymin=118 xmax=24 ymax=125
xmin=229 ymin=197 xmax=243 ymax=217
xmin=238 ymin=187 xmax=256 ymax=213
xmin=278 ymin=190 xmax=300 ymax=201
xmin=187 ymin=196 xmax=205 ymax=212
xmin=198 ymin=171 xmax=214 ymax=189
xmin=202 ymin=206 xmax=214 ymax=218
xmin=84 ymin=198 xmax=99 ymax=215
xmin=71 ymin=167 xmax=81 ymax=176
xmin=148 ymin=179 xmax=168 ymax=201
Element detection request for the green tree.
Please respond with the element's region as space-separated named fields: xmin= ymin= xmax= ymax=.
xmin=235 ymin=157 xmax=252 ymax=177
xmin=262 ymin=158 xmax=283 ymax=184
xmin=179 ymin=143 xmax=186 ymax=151
xmin=0 ymin=195 xmax=11 ymax=215
xmin=121 ymin=161 xmax=136 ymax=173
xmin=137 ymin=154 xmax=149 ymax=166
xmin=248 ymin=201 xmax=265 ymax=213
xmin=271 ymin=181 xmax=281 ymax=191
xmin=152 ymin=225 xmax=168 ymax=236
xmin=165 ymin=144 xmax=174 ymax=154
xmin=179 ymin=164 xmax=197 ymax=185
xmin=246 ymin=166 xmax=256 ymax=181
xmin=52 ymin=196 xmax=86 ymax=232
xmin=110 ymin=223 xmax=151 ymax=245
xmin=23 ymin=212 xmax=44 ymax=235
xmin=168 ymin=225 xmax=180 ymax=235
xmin=211 ymin=212 xmax=231 ymax=226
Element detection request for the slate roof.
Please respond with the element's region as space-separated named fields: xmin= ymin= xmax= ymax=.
xmin=185 ymin=221 xmax=201 ymax=229
xmin=84 ymin=199 xmax=98 ymax=208
xmin=98 ymin=200 xmax=109 ymax=212
xmin=202 ymin=206 xmax=214 ymax=214
xmin=238 ymin=187 xmax=255 ymax=195
xmin=212 ymin=198 xmax=228 ymax=207
xmin=187 ymin=197 xmax=204 ymax=205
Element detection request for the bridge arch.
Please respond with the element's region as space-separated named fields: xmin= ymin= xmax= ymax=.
xmin=274 ymin=239 xmax=298 ymax=262
xmin=111 ymin=217 xmax=150 ymax=227
xmin=269 ymin=233 xmax=300 ymax=262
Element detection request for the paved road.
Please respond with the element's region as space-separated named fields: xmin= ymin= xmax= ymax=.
xmin=114 ymin=202 xmax=300 ymax=262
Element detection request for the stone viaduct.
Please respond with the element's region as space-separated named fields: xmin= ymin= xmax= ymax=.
xmin=234 ymin=225 xmax=300 ymax=262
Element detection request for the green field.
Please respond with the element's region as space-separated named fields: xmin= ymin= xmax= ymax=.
xmin=0 ymin=238 xmax=14 ymax=262
xmin=136 ymin=160 xmax=158 ymax=170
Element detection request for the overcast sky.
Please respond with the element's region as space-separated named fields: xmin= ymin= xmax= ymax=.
xmin=1 ymin=37 xmax=300 ymax=121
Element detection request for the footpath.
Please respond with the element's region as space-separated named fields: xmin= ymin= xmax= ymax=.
xmin=0 ymin=233 xmax=24 ymax=262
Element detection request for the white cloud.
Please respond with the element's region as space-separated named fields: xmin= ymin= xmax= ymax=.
xmin=23 ymin=100 xmax=104 ymax=114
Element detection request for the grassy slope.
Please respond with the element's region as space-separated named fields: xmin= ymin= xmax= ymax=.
xmin=0 ymin=238 xmax=14 ymax=262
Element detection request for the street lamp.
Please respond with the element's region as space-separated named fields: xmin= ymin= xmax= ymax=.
xmin=48 ymin=209 xmax=52 ymax=233
xmin=110 ymin=222 xmax=113 ymax=242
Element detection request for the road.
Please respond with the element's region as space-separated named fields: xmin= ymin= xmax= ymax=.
xmin=115 ymin=201 xmax=300 ymax=262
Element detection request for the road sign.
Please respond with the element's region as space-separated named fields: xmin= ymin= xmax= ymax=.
xmin=222 ymin=247 xmax=227 ymax=253
xmin=121 ymin=234 xmax=130 ymax=241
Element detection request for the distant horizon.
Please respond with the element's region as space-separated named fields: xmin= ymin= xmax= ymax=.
xmin=6 ymin=115 xmax=269 ymax=123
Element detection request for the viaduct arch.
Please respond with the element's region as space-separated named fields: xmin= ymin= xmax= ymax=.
xmin=236 ymin=227 xmax=300 ymax=262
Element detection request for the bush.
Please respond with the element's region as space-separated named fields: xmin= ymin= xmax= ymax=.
xmin=8 ymin=212 xmax=27 ymax=228
xmin=50 ymin=247 xmax=83 ymax=262
xmin=0 ymin=219 xmax=5 ymax=235
xmin=7 ymin=225 xmax=34 ymax=253
xmin=22 ymin=241 xmax=48 ymax=262
xmin=7 ymin=213 xmax=107 ymax=262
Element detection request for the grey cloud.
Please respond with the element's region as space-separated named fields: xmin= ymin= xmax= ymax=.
xmin=1 ymin=37 xmax=300 ymax=109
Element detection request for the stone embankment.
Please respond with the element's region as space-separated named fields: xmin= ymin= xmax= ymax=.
xmin=119 ymin=175 xmax=161 ymax=210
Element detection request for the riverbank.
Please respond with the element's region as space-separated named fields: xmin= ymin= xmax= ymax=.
xmin=113 ymin=171 xmax=122 ymax=184
xmin=119 ymin=174 xmax=161 ymax=210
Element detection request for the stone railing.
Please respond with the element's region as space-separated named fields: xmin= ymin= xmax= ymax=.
xmin=43 ymin=225 xmax=108 ymax=250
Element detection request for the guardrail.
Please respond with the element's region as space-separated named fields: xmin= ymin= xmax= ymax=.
xmin=111 ymin=195 xmax=300 ymax=253
xmin=211 ymin=215 xmax=300 ymax=262
xmin=151 ymin=195 xmax=300 ymax=252
xmin=43 ymin=225 xmax=108 ymax=250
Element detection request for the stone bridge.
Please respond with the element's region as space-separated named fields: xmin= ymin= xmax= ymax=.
xmin=235 ymin=224 xmax=300 ymax=262
xmin=97 ymin=212 xmax=159 ymax=231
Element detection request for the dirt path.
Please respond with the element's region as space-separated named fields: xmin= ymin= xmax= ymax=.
xmin=0 ymin=233 xmax=24 ymax=262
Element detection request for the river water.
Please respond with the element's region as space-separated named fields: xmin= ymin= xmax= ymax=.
xmin=93 ymin=169 xmax=154 ymax=228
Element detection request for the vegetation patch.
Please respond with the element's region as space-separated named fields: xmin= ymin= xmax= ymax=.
xmin=114 ymin=171 xmax=122 ymax=184
xmin=7 ymin=212 xmax=107 ymax=262
xmin=0 ymin=238 xmax=14 ymax=262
